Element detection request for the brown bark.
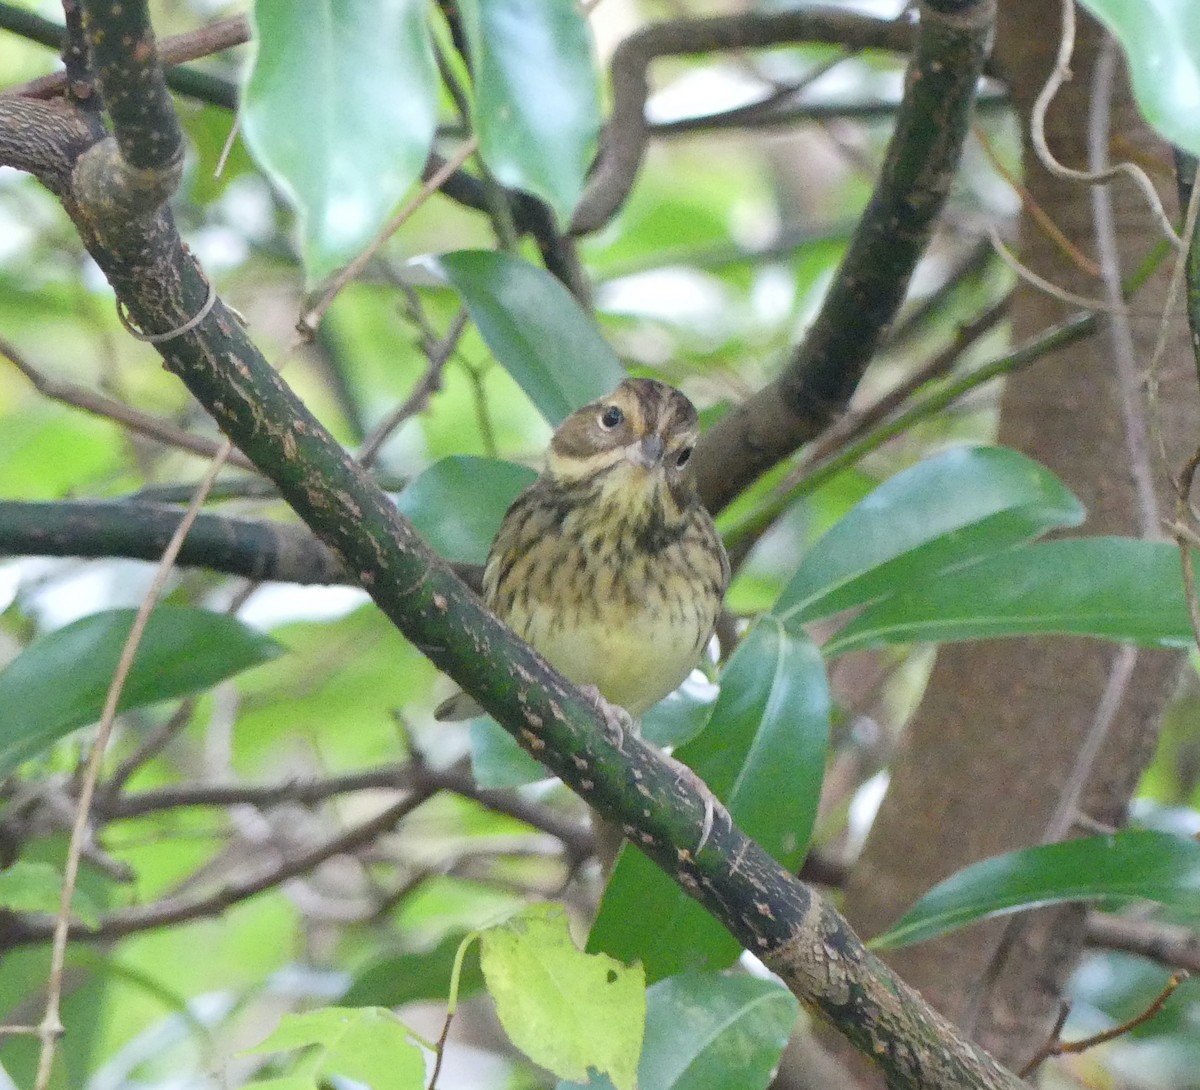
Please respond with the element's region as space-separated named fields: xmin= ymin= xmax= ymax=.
xmin=842 ymin=5 xmax=1195 ymax=1072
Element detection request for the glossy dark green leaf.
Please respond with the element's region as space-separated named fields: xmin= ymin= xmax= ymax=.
xmin=827 ymin=538 xmax=1196 ymax=655
xmin=590 ymin=620 xmax=830 ymax=981
xmin=588 ymin=851 xmax=741 ymax=984
xmin=395 ymin=455 xmax=535 ymax=565
xmin=677 ymin=620 xmax=829 ymax=866
xmin=560 ymin=971 xmax=798 ymax=1090
xmin=774 ymin=446 xmax=1083 ymax=627
xmin=640 ymin=683 xmax=719 ymax=749
xmin=457 ymin=0 xmax=600 ymax=225
xmin=419 ymin=251 xmax=627 ymax=424
xmin=341 ymin=933 xmax=484 ymax=1008
xmin=242 ymin=0 xmax=438 ymax=280
xmin=872 ymin=829 xmax=1200 ymax=950
xmin=1077 ymin=0 xmax=1200 ymax=155
xmin=0 ymin=607 xmax=282 ymax=778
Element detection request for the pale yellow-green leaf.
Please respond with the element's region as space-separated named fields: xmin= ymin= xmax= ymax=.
xmin=246 ymin=1006 xmax=424 ymax=1090
xmin=480 ymin=904 xmax=645 ymax=1090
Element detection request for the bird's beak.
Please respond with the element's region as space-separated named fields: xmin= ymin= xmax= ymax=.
xmin=633 ymin=433 xmax=665 ymax=469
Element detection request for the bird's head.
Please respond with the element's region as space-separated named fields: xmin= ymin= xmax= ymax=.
xmin=546 ymin=378 xmax=702 ymax=521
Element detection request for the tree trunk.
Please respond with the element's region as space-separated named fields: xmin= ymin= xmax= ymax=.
xmin=843 ymin=5 xmax=1194 ymax=1071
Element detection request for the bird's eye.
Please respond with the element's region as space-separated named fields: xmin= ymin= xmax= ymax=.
xmin=675 ymin=446 xmax=693 ymax=467
xmin=599 ymin=405 xmax=624 ymax=429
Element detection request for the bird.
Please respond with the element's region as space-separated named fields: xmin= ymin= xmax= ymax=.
xmin=435 ymin=376 xmax=729 ymax=725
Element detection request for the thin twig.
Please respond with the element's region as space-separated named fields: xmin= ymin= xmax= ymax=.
xmin=725 ymin=291 xmax=1011 ymax=569
xmin=1029 ymin=0 xmax=1181 ymax=249
xmin=9 ymin=14 xmax=250 ymax=100
xmin=1022 ymin=973 xmax=1187 ymax=1077
xmin=723 ymin=310 xmax=1097 ymax=563
xmin=98 ymin=760 xmax=591 ymax=859
xmin=298 ymin=139 xmax=478 ymax=337
xmin=806 ymin=293 xmax=1011 ymax=467
xmin=103 ymin=699 xmax=196 ymax=795
xmin=987 ymin=224 xmax=1125 ymax=313
xmin=358 ymin=310 xmax=468 ymax=468
xmin=0 ymin=335 xmax=257 ymax=469
xmin=1088 ymin=35 xmax=1158 ymax=537
xmin=31 ymin=439 xmax=233 ymax=1089
xmin=5 ymin=791 xmax=439 ymax=949
xmin=1018 ymin=1000 xmax=1072 ymax=1078
xmin=1160 ymin=166 xmax=1200 ymax=651
xmin=974 ymin=122 xmax=1100 ymax=278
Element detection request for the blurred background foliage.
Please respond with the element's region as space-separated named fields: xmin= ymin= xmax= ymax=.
xmin=0 ymin=0 xmax=1198 ymax=1087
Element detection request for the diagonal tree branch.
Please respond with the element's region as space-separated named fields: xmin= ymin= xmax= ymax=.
xmin=692 ymin=0 xmax=995 ymax=514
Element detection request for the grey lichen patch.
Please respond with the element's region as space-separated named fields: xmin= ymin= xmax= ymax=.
xmin=335 ymin=490 xmax=362 ymax=519
xmin=519 ymin=729 xmax=545 ymax=751
xmin=514 ymin=663 xmax=535 ymax=685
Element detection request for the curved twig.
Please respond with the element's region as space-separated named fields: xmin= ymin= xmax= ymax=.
xmin=572 ymin=7 xmax=919 ymax=235
xmin=1029 ymin=0 xmax=1181 ymax=249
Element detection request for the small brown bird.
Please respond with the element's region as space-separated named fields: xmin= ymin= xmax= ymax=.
xmin=436 ymin=377 xmax=729 ymax=723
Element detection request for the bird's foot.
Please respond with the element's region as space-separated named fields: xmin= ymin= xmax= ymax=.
xmin=662 ymin=752 xmax=721 ymax=855
xmin=580 ymin=685 xmax=639 ymax=744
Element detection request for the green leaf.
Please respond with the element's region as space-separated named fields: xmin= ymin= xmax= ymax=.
xmin=342 ymin=933 xmax=485 ymax=1008
xmin=773 ymin=446 xmax=1084 ymax=626
xmin=589 ymin=854 xmax=741 ymax=984
xmin=559 ymin=969 xmax=801 ymax=1090
xmin=560 ymin=972 xmax=798 ymax=1090
xmin=457 ymin=0 xmax=600 ymax=225
xmin=826 ymin=538 xmax=1197 ymax=655
xmin=637 ymin=973 xmax=798 ymax=1090
xmin=480 ymin=903 xmax=645 ymax=1090
xmin=0 ymin=607 xmax=281 ymax=778
xmin=246 ymin=1007 xmax=424 ymax=1090
xmin=1077 ymin=0 xmax=1200 ymax=156
xmin=872 ymin=829 xmax=1200 ymax=950
xmin=677 ymin=620 xmax=829 ymax=866
xmin=591 ymin=621 xmax=830 ymax=981
xmin=0 ymin=405 xmax=123 ymax=499
xmin=242 ymin=0 xmax=438 ymax=280
xmin=0 ymin=861 xmax=99 ymax=927
xmin=395 ymin=455 xmax=535 ymax=564
xmin=640 ymin=683 xmax=719 ymax=749
xmin=469 ymin=717 xmax=551 ymax=788
xmin=418 ymin=251 xmax=627 ymax=424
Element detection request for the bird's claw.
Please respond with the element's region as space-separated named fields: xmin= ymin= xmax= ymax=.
xmin=663 ymin=752 xmax=719 ymax=854
xmin=580 ymin=685 xmax=638 ymax=742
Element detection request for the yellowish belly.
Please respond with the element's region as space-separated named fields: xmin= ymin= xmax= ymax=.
xmin=510 ymin=599 xmax=709 ymax=716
